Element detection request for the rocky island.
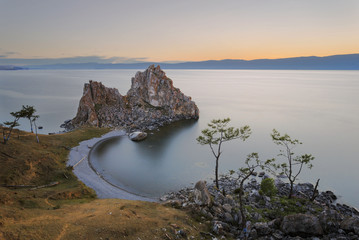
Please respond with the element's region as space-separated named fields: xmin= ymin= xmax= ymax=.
xmin=62 ymin=65 xmax=199 ymax=131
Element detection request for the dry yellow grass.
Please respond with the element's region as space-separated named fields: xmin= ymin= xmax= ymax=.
xmin=1 ymin=199 xmax=208 ymax=240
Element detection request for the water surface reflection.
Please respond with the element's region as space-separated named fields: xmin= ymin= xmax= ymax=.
xmin=90 ymin=119 xmax=208 ymax=197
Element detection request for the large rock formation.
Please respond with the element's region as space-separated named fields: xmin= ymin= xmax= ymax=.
xmin=280 ymin=214 xmax=323 ymax=237
xmin=62 ymin=65 xmax=199 ymax=131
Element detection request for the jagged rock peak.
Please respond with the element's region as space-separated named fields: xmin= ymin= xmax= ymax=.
xmin=69 ymin=80 xmax=124 ymax=128
xmin=62 ymin=65 xmax=199 ymax=131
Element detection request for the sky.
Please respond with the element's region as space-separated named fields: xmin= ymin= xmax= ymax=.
xmin=0 ymin=0 xmax=359 ymax=64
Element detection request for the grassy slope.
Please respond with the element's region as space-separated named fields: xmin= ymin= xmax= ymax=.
xmin=0 ymin=127 xmax=209 ymax=240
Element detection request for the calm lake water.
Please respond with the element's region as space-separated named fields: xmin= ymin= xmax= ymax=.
xmin=1 ymin=69 xmax=358 ymax=207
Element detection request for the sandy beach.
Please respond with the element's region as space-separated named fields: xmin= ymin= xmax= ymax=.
xmin=67 ymin=130 xmax=157 ymax=202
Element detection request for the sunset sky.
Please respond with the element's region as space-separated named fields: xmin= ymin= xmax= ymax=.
xmin=1 ymin=0 xmax=358 ymax=64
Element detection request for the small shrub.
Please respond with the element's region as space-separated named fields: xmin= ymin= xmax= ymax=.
xmin=66 ymin=165 xmax=74 ymax=171
xmin=53 ymin=204 xmax=61 ymax=210
xmin=259 ymin=178 xmax=277 ymax=197
xmin=234 ymin=188 xmax=241 ymax=194
xmin=81 ymin=185 xmax=97 ymax=198
xmin=94 ymin=103 xmax=102 ymax=112
xmin=19 ymin=199 xmax=40 ymax=209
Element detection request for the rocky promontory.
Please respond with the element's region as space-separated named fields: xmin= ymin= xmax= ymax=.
xmin=161 ymin=176 xmax=359 ymax=239
xmin=62 ymin=65 xmax=199 ymax=131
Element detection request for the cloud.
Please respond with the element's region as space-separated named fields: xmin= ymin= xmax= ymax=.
xmin=110 ymin=57 xmax=149 ymax=63
xmin=5 ymin=51 xmax=18 ymax=55
xmin=0 ymin=56 xmax=149 ymax=65
xmin=0 ymin=49 xmax=19 ymax=58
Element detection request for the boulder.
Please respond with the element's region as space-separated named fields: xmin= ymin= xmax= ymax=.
xmin=295 ymin=183 xmax=314 ymax=193
xmin=129 ymin=131 xmax=147 ymax=141
xmin=325 ymin=190 xmax=337 ymax=200
xmin=193 ymin=180 xmax=212 ymax=206
xmin=319 ymin=208 xmax=343 ymax=233
xmin=223 ymin=212 xmax=234 ymax=223
xmin=62 ymin=65 xmax=199 ymax=131
xmin=340 ymin=217 xmax=359 ymax=234
xmin=280 ymin=214 xmax=323 ymax=237
xmin=253 ymin=222 xmax=272 ymax=236
xmin=222 ymin=203 xmax=232 ymax=213
xmin=212 ymin=221 xmax=225 ymax=235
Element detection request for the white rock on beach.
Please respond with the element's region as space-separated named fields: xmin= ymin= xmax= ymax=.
xmin=129 ymin=131 xmax=147 ymax=141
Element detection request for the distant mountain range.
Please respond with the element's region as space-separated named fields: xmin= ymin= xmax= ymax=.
xmin=1 ymin=54 xmax=359 ymax=70
xmin=0 ymin=65 xmax=26 ymax=70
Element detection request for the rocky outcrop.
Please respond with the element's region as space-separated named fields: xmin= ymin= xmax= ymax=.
xmin=62 ymin=65 xmax=199 ymax=131
xmin=160 ymin=176 xmax=359 ymax=239
xmin=69 ymin=81 xmax=124 ymax=128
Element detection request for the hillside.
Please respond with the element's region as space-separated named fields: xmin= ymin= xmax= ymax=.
xmin=0 ymin=127 xmax=209 ymax=240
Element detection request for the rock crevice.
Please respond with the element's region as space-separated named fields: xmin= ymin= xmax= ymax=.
xmin=62 ymin=65 xmax=199 ymax=131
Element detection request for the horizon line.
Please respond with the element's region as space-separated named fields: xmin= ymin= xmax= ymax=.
xmin=1 ymin=53 xmax=359 ymax=66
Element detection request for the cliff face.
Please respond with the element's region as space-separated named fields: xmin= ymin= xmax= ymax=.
xmin=63 ymin=65 xmax=199 ymax=131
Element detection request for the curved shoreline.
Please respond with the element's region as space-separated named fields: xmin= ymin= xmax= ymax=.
xmin=67 ymin=130 xmax=157 ymax=202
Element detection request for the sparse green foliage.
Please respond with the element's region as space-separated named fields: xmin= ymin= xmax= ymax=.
xmin=245 ymin=196 xmax=323 ymax=222
xmin=259 ymin=178 xmax=277 ymax=197
xmin=196 ymin=118 xmax=251 ymax=189
xmin=271 ymin=129 xmax=315 ymax=199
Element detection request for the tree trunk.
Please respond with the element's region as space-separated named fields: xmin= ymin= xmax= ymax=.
xmin=239 ymin=181 xmax=246 ymax=228
xmin=5 ymin=127 xmax=14 ymax=143
xmin=288 ymin=180 xmax=294 ymax=199
xmin=2 ymin=129 xmax=6 ymax=144
xmin=215 ymin=156 xmax=219 ymax=189
xmin=33 ymin=120 xmax=39 ymax=143
xmin=310 ymin=179 xmax=320 ymax=201
xmin=29 ymin=119 xmax=33 ymax=133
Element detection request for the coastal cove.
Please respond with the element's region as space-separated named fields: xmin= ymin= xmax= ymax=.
xmin=67 ymin=129 xmax=156 ymax=201
xmin=1 ymin=69 xmax=359 ymax=208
